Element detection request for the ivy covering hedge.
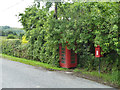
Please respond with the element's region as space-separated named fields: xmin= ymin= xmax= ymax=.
xmin=1 ymin=2 xmax=120 ymax=85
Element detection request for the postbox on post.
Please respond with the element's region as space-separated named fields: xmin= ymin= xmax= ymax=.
xmin=95 ymin=45 xmax=101 ymax=57
xmin=95 ymin=45 xmax=101 ymax=73
xmin=59 ymin=44 xmax=77 ymax=68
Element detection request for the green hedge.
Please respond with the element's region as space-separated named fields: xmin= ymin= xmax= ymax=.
xmin=1 ymin=39 xmax=31 ymax=59
xmin=1 ymin=39 xmax=21 ymax=55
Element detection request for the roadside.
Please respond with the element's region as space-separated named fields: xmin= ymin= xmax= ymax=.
xmin=2 ymin=58 xmax=113 ymax=88
xmin=0 ymin=54 xmax=120 ymax=89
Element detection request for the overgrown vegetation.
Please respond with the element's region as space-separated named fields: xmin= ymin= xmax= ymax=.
xmin=0 ymin=1 xmax=119 ymax=86
xmin=7 ymin=34 xmax=17 ymax=39
xmin=73 ymin=68 xmax=119 ymax=88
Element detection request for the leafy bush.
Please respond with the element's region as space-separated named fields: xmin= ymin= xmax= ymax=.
xmin=19 ymin=33 xmax=24 ymax=39
xmin=22 ymin=35 xmax=28 ymax=44
xmin=1 ymin=39 xmax=21 ymax=55
xmin=7 ymin=34 xmax=17 ymax=39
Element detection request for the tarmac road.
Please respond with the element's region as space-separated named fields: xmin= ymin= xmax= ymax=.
xmin=0 ymin=58 xmax=113 ymax=88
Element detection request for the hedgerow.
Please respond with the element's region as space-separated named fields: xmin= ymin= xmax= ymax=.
xmin=18 ymin=2 xmax=120 ymax=69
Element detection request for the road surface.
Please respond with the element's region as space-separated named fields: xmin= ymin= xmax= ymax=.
xmin=0 ymin=58 xmax=113 ymax=88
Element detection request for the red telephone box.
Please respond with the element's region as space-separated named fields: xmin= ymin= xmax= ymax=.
xmin=95 ymin=45 xmax=101 ymax=57
xmin=59 ymin=44 xmax=77 ymax=68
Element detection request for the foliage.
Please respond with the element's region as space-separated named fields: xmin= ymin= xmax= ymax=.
xmin=18 ymin=33 xmax=25 ymax=39
xmin=7 ymin=34 xmax=17 ymax=39
xmin=22 ymin=35 xmax=28 ymax=44
xmin=18 ymin=2 xmax=119 ymax=68
xmin=73 ymin=68 xmax=119 ymax=86
xmin=1 ymin=39 xmax=21 ymax=55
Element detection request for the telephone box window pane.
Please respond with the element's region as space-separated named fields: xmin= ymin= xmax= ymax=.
xmin=71 ymin=61 xmax=75 ymax=63
xmin=61 ymin=47 xmax=66 ymax=63
xmin=71 ymin=57 xmax=75 ymax=60
xmin=62 ymin=48 xmax=65 ymax=50
xmin=62 ymin=57 xmax=65 ymax=60
xmin=61 ymin=61 xmax=65 ymax=63
xmin=71 ymin=54 xmax=75 ymax=56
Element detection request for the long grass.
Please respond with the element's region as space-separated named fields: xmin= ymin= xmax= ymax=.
xmin=73 ymin=68 xmax=119 ymax=87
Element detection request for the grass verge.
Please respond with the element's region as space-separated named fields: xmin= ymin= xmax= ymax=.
xmin=73 ymin=68 xmax=120 ymax=88
xmin=0 ymin=54 xmax=68 ymax=71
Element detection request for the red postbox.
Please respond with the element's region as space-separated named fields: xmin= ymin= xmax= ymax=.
xmin=59 ymin=44 xmax=77 ymax=68
xmin=95 ymin=45 xmax=101 ymax=57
